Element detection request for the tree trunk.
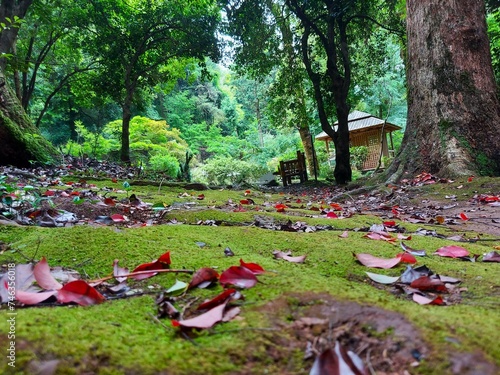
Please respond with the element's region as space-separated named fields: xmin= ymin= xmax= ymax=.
xmin=298 ymin=125 xmax=315 ymax=177
xmin=0 ymin=0 xmax=33 ymax=70
xmin=120 ymin=91 xmax=133 ymax=164
xmin=386 ymin=0 xmax=500 ymax=182
xmin=0 ymin=69 xmax=56 ymax=166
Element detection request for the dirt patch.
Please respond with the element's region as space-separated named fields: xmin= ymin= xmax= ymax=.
xmin=246 ymin=292 xmax=498 ymax=375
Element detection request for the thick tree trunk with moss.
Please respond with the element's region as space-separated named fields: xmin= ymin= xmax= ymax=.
xmin=0 ymin=70 xmax=56 ymax=167
xmin=386 ymin=0 xmax=500 ymax=183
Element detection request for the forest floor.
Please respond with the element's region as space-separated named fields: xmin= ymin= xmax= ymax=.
xmin=0 ymin=164 xmax=499 ymax=375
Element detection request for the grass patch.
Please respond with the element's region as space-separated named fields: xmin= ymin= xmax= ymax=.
xmin=1 ymin=181 xmax=499 ymax=374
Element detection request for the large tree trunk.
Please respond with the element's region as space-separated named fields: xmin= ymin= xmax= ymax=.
xmin=386 ymin=0 xmax=500 ymax=183
xmin=298 ymin=125 xmax=315 ymax=177
xmin=0 ymin=69 xmax=56 ymax=166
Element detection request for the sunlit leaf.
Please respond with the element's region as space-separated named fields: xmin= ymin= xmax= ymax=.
xmin=273 ymin=250 xmax=307 ymax=263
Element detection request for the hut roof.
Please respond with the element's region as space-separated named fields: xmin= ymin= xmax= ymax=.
xmin=315 ymin=111 xmax=402 ymax=141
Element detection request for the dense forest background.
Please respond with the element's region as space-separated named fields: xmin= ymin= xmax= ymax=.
xmin=2 ymin=0 xmax=500 ymax=185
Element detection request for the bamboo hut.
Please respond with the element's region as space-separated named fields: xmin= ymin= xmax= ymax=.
xmin=315 ymin=111 xmax=402 ymax=171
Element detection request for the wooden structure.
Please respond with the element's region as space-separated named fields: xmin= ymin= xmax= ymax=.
xmin=315 ymin=111 xmax=402 ymax=171
xmin=277 ymin=151 xmax=308 ymax=186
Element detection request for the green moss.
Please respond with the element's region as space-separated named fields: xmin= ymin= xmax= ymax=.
xmin=0 ymin=182 xmax=499 ymax=374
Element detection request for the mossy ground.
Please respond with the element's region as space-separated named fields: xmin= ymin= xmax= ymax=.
xmin=1 ymin=177 xmax=499 ymax=374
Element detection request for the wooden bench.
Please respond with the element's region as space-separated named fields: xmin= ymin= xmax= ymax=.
xmin=277 ymin=151 xmax=308 ymax=187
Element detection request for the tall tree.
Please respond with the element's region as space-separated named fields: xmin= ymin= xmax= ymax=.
xmin=386 ymin=0 xmax=500 ymax=182
xmin=74 ymin=0 xmax=222 ymax=163
xmin=0 ymin=0 xmax=57 ymax=166
xmin=285 ymin=0 xmax=401 ymax=184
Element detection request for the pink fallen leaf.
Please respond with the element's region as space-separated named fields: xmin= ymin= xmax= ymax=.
xmin=434 ymin=245 xmax=470 ymax=258
xmin=239 ymin=259 xmax=265 ymax=274
xmin=57 ymin=280 xmax=105 ymax=306
xmin=412 ymin=294 xmax=445 ymax=305
xmin=113 ymin=259 xmax=129 ymax=283
xmin=483 ymin=251 xmax=500 ymax=262
xmin=16 ymin=290 xmax=57 ymax=305
xmin=173 ymin=301 xmax=228 ymax=329
xmin=355 ymin=253 xmax=401 ymax=269
xmin=33 ymin=257 xmax=63 ymax=291
xmin=219 ymin=266 xmax=258 ymax=289
xmin=364 ymin=232 xmax=396 ymax=243
xmin=222 ymin=306 xmax=241 ymax=322
xmin=339 ymin=230 xmax=349 ymax=238
xmin=273 ymin=250 xmax=307 ymax=263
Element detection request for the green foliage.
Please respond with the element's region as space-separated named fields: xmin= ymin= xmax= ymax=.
xmin=63 ymin=117 xmax=188 ymax=176
xmin=350 ymin=146 xmax=369 ymax=170
xmin=148 ymin=154 xmax=180 ymax=177
xmin=193 ymin=156 xmax=265 ymax=186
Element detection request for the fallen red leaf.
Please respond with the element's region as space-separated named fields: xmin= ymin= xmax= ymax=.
xmin=410 ymin=276 xmax=447 ymax=292
xmin=188 ymin=267 xmax=219 ymax=289
xmin=219 ymin=266 xmax=258 ymax=288
xmin=354 ymin=253 xmax=401 ymax=269
xmin=326 ymin=211 xmax=338 ymax=219
xmin=383 ymin=220 xmax=396 ymax=227
xmin=434 ymin=245 xmax=470 ymax=258
xmin=197 ymin=194 xmax=205 ymax=200
xmin=104 ymin=197 xmax=116 ymax=206
xmin=459 ymin=212 xmax=469 ymax=221
xmin=397 ymin=252 xmax=417 ymax=264
xmin=110 ymin=214 xmax=126 ymax=223
xmin=275 ymin=203 xmax=287 ymax=212
xmin=196 ymin=288 xmax=238 ymax=311
xmin=329 ymin=203 xmax=343 ymax=210
xmin=239 ymin=259 xmax=265 ymax=274
xmin=131 ymin=251 xmax=171 ymax=280
xmin=57 ymin=280 xmax=105 ymax=306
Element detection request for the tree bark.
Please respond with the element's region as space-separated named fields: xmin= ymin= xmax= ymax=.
xmin=386 ymin=0 xmax=500 ymax=182
xmin=0 ymin=69 xmax=56 ymax=166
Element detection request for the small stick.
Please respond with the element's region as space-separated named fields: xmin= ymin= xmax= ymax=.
xmin=89 ymin=268 xmax=194 ymax=283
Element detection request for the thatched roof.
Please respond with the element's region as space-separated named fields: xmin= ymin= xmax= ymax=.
xmin=315 ymin=111 xmax=402 ymax=141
